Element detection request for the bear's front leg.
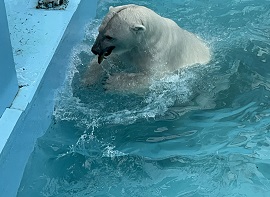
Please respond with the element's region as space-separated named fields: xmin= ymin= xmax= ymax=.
xmin=104 ymin=72 xmax=151 ymax=94
xmin=82 ymin=58 xmax=112 ymax=86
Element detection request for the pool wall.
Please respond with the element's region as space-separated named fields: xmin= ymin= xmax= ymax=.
xmin=0 ymin=0 xmax=97 ymax=196
xmin=0 ymin=0 xmax=19 ymax=118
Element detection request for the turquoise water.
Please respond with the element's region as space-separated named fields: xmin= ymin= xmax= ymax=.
xmin=18 ymin=0 xmax=270 ymax=196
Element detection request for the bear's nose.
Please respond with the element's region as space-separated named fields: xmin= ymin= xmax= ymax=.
xmin=91 ymin=46 xmax=99 ymax=55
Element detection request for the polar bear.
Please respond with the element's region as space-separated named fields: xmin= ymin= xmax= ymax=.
xmin=84 ymin=4 xmax=210 ymax=94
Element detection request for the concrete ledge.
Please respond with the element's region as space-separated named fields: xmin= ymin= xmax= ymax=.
xmin=0 ymin=0 xmax=97 ymax=196
xmin=0 ymin=0 xmax=18 ymax=117
xmin=5 ymin=0 xmax=81 ymax=110
xmin=0 ymin=0 xmax=81 ymax=154
xmin=0 ymin=109 xmax=22 ymax=152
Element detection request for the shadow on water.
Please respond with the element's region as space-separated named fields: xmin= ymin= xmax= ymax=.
xmin=18 ymin=0 xmax=270 ymax=196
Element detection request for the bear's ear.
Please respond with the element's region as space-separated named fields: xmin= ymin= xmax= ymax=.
xmin=109 ymin=6 xmax=114 ymax=11
xmin=131 ymin=24 xmax=146 ymax=33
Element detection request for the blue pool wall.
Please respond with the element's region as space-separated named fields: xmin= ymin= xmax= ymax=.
xmin=0 ymin=0 xmax=18 ymax=117
xmin=0 ymin=0 xmax=97 ymax=196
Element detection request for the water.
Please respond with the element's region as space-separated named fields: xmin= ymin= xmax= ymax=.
xmin=18 ymin=0 xmax=270 ymax=196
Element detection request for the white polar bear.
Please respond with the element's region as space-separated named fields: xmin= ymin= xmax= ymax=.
xmin=84 ymin=4 xmax=210 ymax=94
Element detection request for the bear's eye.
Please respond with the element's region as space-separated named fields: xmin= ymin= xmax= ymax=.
xmin=105 ymin=35 xmax=113 ymax=40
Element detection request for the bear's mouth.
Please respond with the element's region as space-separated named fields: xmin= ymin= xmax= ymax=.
xmin=98 ymin=46 xmax=115 ymax=64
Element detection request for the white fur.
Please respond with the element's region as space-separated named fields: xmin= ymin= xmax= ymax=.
xmin=84 ymin=4 xmax=210 ymax=94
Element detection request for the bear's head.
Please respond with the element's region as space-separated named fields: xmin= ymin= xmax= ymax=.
xmin=91 ymin=5 xmax=146 ymax=64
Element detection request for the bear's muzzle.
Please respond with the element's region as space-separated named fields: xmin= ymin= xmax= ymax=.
xmin=91 ymin=45 xmax=115 ymax=64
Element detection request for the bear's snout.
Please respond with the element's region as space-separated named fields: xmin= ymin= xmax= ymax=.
xmin=91 ymin=43 xmax=115 ymax=56
xmin=91 ymin=45 xmax=115 ymax=64
xmin=91 ymin=45 xmax=99 ymax=55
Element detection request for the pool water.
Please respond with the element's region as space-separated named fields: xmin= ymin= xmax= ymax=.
xmin=18 ymin=0 xmax=270 ymax=196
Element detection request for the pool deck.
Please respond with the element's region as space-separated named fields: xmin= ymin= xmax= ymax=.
xmin=0 ymin=0 xmax=81 ymax=152
xmin=0 ymin=0 xmax=98 ymax=196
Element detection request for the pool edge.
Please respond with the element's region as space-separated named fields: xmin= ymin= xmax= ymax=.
xmin=0 ymin=0 xmax=97 ymax=196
